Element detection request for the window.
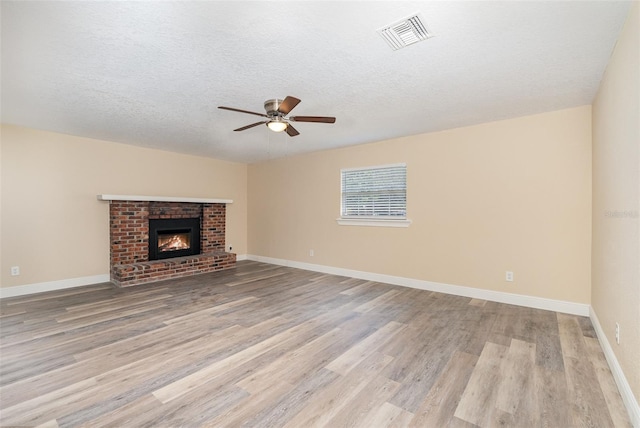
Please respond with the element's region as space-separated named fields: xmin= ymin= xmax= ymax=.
xmin=338 ymin=163 xmax=410 ymax=227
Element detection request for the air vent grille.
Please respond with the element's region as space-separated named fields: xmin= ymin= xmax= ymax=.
xmin=378 ymin=13 xmax=433 ymax=51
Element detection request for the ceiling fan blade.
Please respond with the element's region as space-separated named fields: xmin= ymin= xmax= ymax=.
xmin=289 ymin=116 xmax=336 ymax=123
xmin=285 ymin=123 xmax=300 ymax=137
xmin=219 ymin=106 xmax=269 ymax=118
xmin=234 ymin=121 xmax=268 ymax=131
xmin=278 ymin=96 xmax=301 ymax=115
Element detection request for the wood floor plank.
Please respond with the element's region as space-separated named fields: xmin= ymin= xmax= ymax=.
xmin=495 ymin=339 xmax=537 ymax=425
xmin=356 ymin=401 xmax=414 ymax=428
xmin=353 ymin=289 xmax=402 ymax=313
xmin=534 ymin=363 xmax=570 ymax=428
xmin=81 ymin=383 xmax=246 ymax=427
xmin=162 ymin=295 xmax=258 ymax=325
xmin=323 ymin=375 xmax=402 ymax=427
xmin=325 ymin=320 xmax=405 ymax=376
xmin=282 ymin=352 xmax=395 ymax=428
xmin=32 ymin=302 xmax=169 ymax=339
xmin=409 ymin=351 xmax=478 ymax=427
xmin=30 ymin=318 xmax=294 ymax=425
xmin=236 ymin=327 xmax=345 ymax=394
xmin=558 ymin=312 xmax=587 ymax=359
xmin=206 ymin=381 xmax=294 ymax=427
xmin=75 ymin=394 xmax=162 ymax=427
xmin=454 ymin=341 xmax=509 ymax=426
xmin=55 ymin=294 xmax=172 ymax=322
xmin=4 ymin=325 xmax=254 ymax=425
xmin=35 ymin=419 xmax=60 ymax=428
xmin=0 ymin=378 xmax=98 ymax=426
xmin=0 ymin=323 xmax=247 ymax=408
xmin=564 ymin=355 xmax=616 ymax=427
xmin=239 ymin=368 xmax=340 ymax=427
xmin=385 ymin=318 xmax=471 ymax=412
xmin=340 ymin=280 xmax=376 ymax=296
xmin=459 ymin=310 xmax=498 ymax=356
xmin=0 ymin=308 xmax=169 ymax=353
xmin=153 ymin=313 xmax=335 ymax=403
xmin=225 ymin=270 xmax=290 ymax=287
xmin=62 ymin=289 xmax=172 ymax=313
xmin=0 ymin=261 xmax=631 ymax=427
xmin=535 ymin=331 xmax=565 ymax=371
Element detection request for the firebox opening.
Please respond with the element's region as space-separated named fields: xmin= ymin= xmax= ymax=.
xmin=149 ymin=218 xmax=201 ymax=261
xmin=158 ymin=230 xmax=191 ymax=252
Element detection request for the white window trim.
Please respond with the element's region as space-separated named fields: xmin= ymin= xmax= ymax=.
xmin=340 ymin=162 xmax=407 ymax=173
xmin=336 ymin=217 xmax=412 ymax=227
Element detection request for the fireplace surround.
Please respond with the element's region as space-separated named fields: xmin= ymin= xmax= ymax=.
xmin=99 ymin=195 xmax=236 ymax=287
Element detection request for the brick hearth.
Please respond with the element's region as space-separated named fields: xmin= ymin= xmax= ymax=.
xmin=109 ymin=200 xmax=235 ymax=287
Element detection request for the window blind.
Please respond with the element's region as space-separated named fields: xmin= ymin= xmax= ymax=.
xmin=341 ymin=164 xmax=407 ymax=218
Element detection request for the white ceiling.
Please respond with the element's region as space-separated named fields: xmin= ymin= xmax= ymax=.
xmin=1 ymin=1 xmax=632 ymax=164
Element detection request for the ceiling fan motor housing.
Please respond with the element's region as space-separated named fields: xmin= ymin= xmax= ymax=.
xmin=264 ymin=99 xmax=284 ymax=116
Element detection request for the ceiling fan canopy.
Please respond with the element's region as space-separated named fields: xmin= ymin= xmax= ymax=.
xmin=218 ymin=96 xmax=336 ymax=137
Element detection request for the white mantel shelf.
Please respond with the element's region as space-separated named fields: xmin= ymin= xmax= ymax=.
xmin=97 ymin=195 xmax=233 ymax=204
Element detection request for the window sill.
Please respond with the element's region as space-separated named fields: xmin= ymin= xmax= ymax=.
xmin=336 ymin=217 xmax=412 ymax=228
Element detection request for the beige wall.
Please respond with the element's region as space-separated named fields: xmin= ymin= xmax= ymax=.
xmin=248 ymin=106 xmax=592 ymax=304
xmin=592 ymin=2 xmax=640 ymax=404
xmin=0 ymin=124 xmax=247 ymax=288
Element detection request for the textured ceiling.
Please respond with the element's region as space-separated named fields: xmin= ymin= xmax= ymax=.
xmin=1 ymin=1 xmax=632 ymax=163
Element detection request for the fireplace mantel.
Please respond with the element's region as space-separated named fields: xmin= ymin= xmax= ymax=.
xmin=97 ymin=194 xmax=233 ymax=204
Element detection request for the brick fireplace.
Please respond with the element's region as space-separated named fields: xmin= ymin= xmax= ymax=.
xmin=100 ymin=195 xmax=236 ymax=287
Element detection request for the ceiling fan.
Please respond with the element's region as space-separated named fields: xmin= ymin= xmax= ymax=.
xmin=218 ymin=96 xmax=336 ymax=137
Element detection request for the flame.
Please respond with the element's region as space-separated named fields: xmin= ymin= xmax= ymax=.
xmin=159 ymin=234 xmax=190 ymax=252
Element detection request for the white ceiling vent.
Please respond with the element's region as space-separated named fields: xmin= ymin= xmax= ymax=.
xmin=377 ymin=13 xmax=433 ymax=51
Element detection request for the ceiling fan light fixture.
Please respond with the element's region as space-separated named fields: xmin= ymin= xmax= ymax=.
xmin=267 ymin=119 xmax=287 ymax=132
xmin=219 ymin=96 xmax=335 ymax=137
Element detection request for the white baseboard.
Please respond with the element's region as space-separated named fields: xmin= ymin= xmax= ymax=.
xmin=1 ymin=256 xmax=244 ymax=298
xmin=4 ymin=257 xmax=587 ymax=316
xmin=0 ymin=274 xmax=111 ymax=299
xmin=246 ymin=255 xmax=590 ymax=316
xmin=590 ymin=308 xmax=640 ymax=427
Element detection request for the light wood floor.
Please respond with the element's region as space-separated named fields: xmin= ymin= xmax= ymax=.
xmin=0 ymin=261 xmax=631 ymax=427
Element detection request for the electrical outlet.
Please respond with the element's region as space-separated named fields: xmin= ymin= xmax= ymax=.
xmin=11 ymin=266 xmax=20 ymax=276
xmin=309 ymin=249 xmax=314 ymax=257
xmin=615 ymin=322 xmax=620 ymax=344
xmin=505 ymin=271 xmax=514 ymax=282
